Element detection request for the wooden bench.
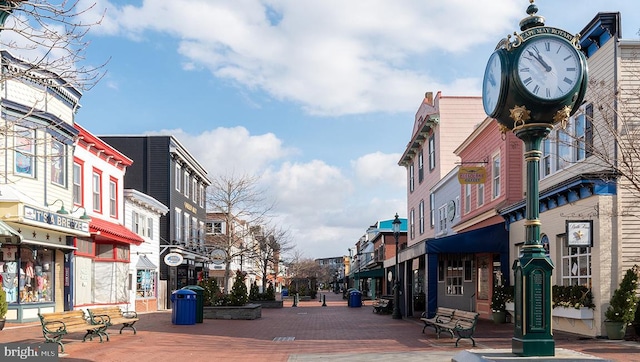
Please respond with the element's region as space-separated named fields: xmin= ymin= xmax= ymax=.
xmin=420 ymin=307 xmax=455 ymax=333
xmin=421 ymin=308 xmax=480 ymax=347
xmin=372 ymin=297 xmax=394 ymax=314
xmin=38 ymin=310 xmax=107 ymax=353
xmin=86 ymin=306 xmax=139 ymax=338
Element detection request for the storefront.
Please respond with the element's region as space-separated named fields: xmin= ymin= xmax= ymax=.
xmin=0 ymin=205 xmax=89 ymax=323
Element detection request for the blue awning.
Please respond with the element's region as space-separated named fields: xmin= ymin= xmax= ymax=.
xmin=425 ymin=223 xmax=509 ymax=317
xmin=426 ymin=222 xmax=508 ymax=254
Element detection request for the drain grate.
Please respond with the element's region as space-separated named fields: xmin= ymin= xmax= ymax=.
xmin=273 ymin=336 xmax=295 ymax=342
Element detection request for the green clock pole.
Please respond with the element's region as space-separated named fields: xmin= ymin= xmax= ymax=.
xmin=511 ymin=124 xmax=555 ymax=356
xmin=481 ymin=1 xmax=588 ymax=357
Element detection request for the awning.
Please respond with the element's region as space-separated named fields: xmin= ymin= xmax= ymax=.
xmin=22 ymin=239 xmax=76 ymax=251
xmin=425 ymin=222 xmax=509 ymax=318
xmin=136 ymin=255 xmax=157 ymax=269
xmin=353 ymin=268 xmax=384 ymax=279
xmin=90 ymin=217 xmax=144 ymax=245
xmin=0 ymin=220 xmax=22 ymax=244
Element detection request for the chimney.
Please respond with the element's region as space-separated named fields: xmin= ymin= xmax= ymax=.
xmin=425 ymin=91 xmax=433 ymax=106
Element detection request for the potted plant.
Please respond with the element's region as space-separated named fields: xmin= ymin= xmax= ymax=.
xmin=491 ymin=283 xmax=508 ymax=324
xmin=604 ymin=265 xmax=639 ymax=340
xmin=0 ymin=289 xmax=7 ymax=331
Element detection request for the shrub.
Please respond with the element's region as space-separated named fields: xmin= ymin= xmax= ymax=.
xmin=491 ymin=284 xmax=508 ymax=312
xmin=229 ymin=270 xmax=248 ymax=306
xmin=198 ymin=278 xmax=220 ymax=307
xmin=249 ymin=282 xmax=260 ymax=301
xmin=552 ymin=285 xmax=595 ymax=310
xmin=0 ymin=289 xmax=7 ymax=319
xmin=605 ymin=265 xmax=639 ymax=324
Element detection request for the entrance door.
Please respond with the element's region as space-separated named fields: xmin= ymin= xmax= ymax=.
xmin=476 ymin=254 xmax=492 ymax=319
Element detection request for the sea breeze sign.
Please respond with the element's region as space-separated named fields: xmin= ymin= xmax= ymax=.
xmin=458 ymin=167 xmax=486 ymax=184
xmin=164 ymin=252 xmax=184 ymax=267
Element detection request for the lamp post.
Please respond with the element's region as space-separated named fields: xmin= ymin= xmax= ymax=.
xmin=391 ymin=213 xmax=402 ymax=319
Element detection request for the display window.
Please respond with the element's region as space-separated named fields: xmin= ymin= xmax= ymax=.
xmin=1 ymin=245 xmax=54 ymax=304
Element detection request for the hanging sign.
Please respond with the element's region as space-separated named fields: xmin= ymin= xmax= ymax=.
xmin=458 ymin=167 xmax=487 ymax=184
xmin=164 ymin=252 xmax=184 ymax=267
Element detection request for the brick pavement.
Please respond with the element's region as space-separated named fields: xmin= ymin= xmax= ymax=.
xmin=1 ymin=292 xmax=639 ymax=361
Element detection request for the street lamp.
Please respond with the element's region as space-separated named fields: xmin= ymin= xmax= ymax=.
xmin=391 ymin=213 xmax=402 ymax=319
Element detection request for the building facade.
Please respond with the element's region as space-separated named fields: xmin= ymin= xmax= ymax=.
xmin=124 ymin=189 xmax=168 ymax=312
xmin=0 ymin=51 xmax=87 ymax=322
xmin=99 ymin=136 xmax=210 ymax=309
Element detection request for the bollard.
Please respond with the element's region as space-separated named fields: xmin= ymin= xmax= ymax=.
xmin=322 ymin=294 xmax=327 ymax=307
xmin=292 ymin=293 xmax=298 ymax=307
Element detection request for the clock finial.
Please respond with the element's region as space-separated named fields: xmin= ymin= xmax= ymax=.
xmin=519 ymin=0 xmax=544 ymax=31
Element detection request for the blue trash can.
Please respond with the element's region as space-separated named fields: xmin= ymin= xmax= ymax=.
xmin=349 ymin=290 xmax=362 ymax=308
xmin=171 ymin=289 xmax=197 ymax=325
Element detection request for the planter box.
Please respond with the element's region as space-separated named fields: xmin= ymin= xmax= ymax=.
xmin=249 ymin=300 xmax=283 ymax=309
xmin=552 ymin=307 xmax=594 ymax=320
xmin=203 ymin=304 xmax=262 ymax=320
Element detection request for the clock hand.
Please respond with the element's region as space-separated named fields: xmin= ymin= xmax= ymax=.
xmin=488 ymin=71 xmax=496 ymax=87
xmin=527 ymin=50 xmax=552 ymax=72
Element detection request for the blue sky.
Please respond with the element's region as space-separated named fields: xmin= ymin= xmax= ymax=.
xmin=67 ymin=0 xmax=640 ymax=259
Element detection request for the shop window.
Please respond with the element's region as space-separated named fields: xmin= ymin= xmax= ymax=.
xmin=445 ymin=258 xmax=464 ymax=295
xmin=96 ymin=244 xmax=113 ymax=259
xmin=75 ymin=238 xmax=94 ymax=257
xmin=116 ymin=245 xmax=129 ymax=262
xmin=1 ymin=245 xmax=53 ymax=304
xmin=14 ymin=126 xmax=36 ymax=178
xmin=136 ymin=269 xmax=156 ymax=298
xmin=560 ymin=235 xmax=591 ymax=287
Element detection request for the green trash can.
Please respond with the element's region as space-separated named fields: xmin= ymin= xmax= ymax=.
xmin=182 ymin=285 xmax=205 ymax=323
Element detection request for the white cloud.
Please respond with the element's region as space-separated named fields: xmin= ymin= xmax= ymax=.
xmin=85 ymin=0 xmax=522 ymax=116
xmin=352 ymin=152 xmax=404 ymax=188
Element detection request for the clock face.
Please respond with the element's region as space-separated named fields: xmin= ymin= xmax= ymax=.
xmin=516 ymin=36 xmax=582 ymax=100
xmin=482 ymin=50 xmax=504 ymax=117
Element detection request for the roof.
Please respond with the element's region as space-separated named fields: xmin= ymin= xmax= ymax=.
xmin=90 ymin=217 xmax=144 ymax=245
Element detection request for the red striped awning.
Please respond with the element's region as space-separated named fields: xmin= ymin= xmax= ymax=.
xmin=90 ymin=217 xmax=144 ymax=245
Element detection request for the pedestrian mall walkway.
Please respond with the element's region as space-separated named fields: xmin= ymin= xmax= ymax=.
xmin=1 ymin=292 xmax=639 ymax=361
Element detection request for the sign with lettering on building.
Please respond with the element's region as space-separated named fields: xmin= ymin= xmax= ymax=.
xmin=458 ymin=167 xmax=487 ymax=184
xmin=23 ymin=205 xmax=90 ymax=233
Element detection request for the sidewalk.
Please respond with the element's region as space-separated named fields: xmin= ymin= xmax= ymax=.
xmin=1 ymin=292 xmax=639 ymax=361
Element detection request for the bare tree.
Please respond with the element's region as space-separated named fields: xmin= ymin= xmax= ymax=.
xmin=0 ymin=1 xmax=107 ymax=91
xmin=206 ymin=174 xmax=275 ymax=293
xmin=249 ymin=224 xmax=294 ymax=292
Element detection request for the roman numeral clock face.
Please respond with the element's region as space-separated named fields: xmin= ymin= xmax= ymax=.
xmin=517 ymin=37 xmax=582 ymax=100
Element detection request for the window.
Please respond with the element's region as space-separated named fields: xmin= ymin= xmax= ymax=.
xmin=418 ymin=151 xmax=424 ymax=183
xmin=492 ymin=153 xmax=501 ymax=199
xmin=174 ymin=209 xmax=182 ymax=242
xmin=192 ymin=179 xmax=197 ymax=202
xmin=132 ymin=211 xmax=140 ymax=234
xmin=183 ymin=213 xmax=190 ymax=242
xmin=92 ymin=170 xmax=102 ymax=212
xmin=50 ymin=139 xmax=66 ymax=186
xmin=175 ymin=164 xmax=181 ymax=192
xmin=574 ymin=112 xmax=586 ymax=161
xmin=109 ymin=178 xmax=117 ymax=217
xmin=191 ymin=216 xmax=198 ymax=242
xmin=429 ymin=193 xmax=435 ymax=228
xmin=428 ymin=134 xmax=436 ymax=170
xmin=561 ymin=234 xmax=591 ymax=287
xmin=541 ymin=137 xmax=552 ymax=178
xmin=556 ymin=127 xmax=571 ymax=170
xmin=199 ymin=184 xmax=205 ymax=207
xmin=96 ymin=244 xmax=114 ymax=259
xmin=477 ymin=183 xmax=484 ymax=206
xmin=409 ymin=209 xmax=415 ymax=239
xmin=1 ymin=246 xmax=54 ymax=303
xmin=136 ymin=269 xmax=156 ymax=298
xmin=419 ymin=199 xmax=425 ymax=234
xmin=14 ymin=126 xmax=35 ymax=177
xmin=464 ymin=184 xmax=471 ymax=213
xmin=409 ymin=163 xmax=415 ymax=192
xmin=438 ymin=205 xmax=447 ymax=232
xmin=115 ymin=245 xmax=129 ymax=261
xmin=147 ymin=217 xmax=153 ymax=239
xmin=445 ymin=258 xmax=464 ymax=295
xmin=184 ymin=172 xmax=190 ymax=197
xmin=198 ymin=221 xmax=204 ymax=243
xmin=75 ymin=238 xmax=94 ymax=256
xmin=73 ymin=162 xmax=83 ymax=205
